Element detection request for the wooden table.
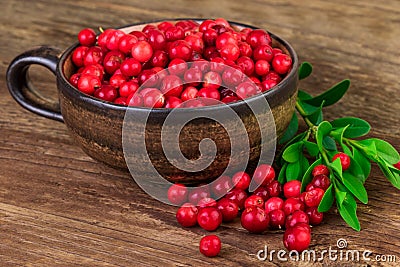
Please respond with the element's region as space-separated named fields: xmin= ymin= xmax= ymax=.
xmin=1 ymin=1 xmax=399 ymax=266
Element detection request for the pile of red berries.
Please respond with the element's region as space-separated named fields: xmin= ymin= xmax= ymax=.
xmin=168 ymin=163 xmax=332 ymax=257
xmin=69 ymin=18 xmax=293 ymax=107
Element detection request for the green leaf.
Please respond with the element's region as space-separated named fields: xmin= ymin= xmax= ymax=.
xmin=301 ymin=158 xmax=322 ymax=192
xmin=298 ymin=90 xmax=312 ymax=100
xmin=335 ymin=189 xmax=347 ymax=207
xmin=298 ymin=62 xmax=313 ymax=80
xmin=297 ymin=100 xmax=321 ymax=116
xmin=370 ymin=138 xmax=400 ymax=164
xmin=347 ymin=153 xmax=367 ymax=183
xmin=282 ymin=141 xmax=303 ymax=163
xmin=279 ymin=113 xmax=299 ymax=144
xmin=377 ymin=161 xmax=400 ymax=189
xmin=304 ymin=141 xmax=320 ymax=157
xmin=342 ymin=172 xmax=368 ymax=204
xmin=330 ymin=125 xmax=349 ymax=146
xmin=303 ymin=79 xmax=350 ymax=107
xmin=306 ymin=102 xmax=324 ymax=125
xmin=323 ymin=136 xmax=337 ymax=151
xmin=278 ymin=163 xmax=288 ymax=184
xmin=354 ymin=139 xmax=377 ymax=159
xmin=330 ymin=158 xmax=343 ymax=179
xmin=342 ymin=143 xmax=353 ymax=156
xmin=338 ymin=194 xmax=361 ymax=231
xmin=299 ymin=154 xmax=310 ymax=178
xmin=331 ymin=117 xmax=371 ymax=138
xmin=277 ymin=132 xmax=307 ymax=166
xmin=286 ymin=161 xmax=301 ymax=181
xmin=318 ymin=184 xmax=334 ymax=212
xmin=316 ymin=121 xmax=332 ymax=151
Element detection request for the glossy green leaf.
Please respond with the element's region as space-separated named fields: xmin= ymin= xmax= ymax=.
xmin=318 ymin=184 xmax=334 ymax=212
xmin=335 ymin=189 xmax=347 ymax=207
xmin=301 ymin=158 xmax=322 ymax=192
xmin=278 ymin=163 xmax=288 ymax=184
xmin=342 ymin=143 xmax=353 ymax=156
xmin=277 ymin=132 xmax=307 ymax=166
xmin=354 ymin=139 xmax=377 ymax=159
xmin=297 ymin=100 xmax=321 ymax=116
xmin=286 ymin=161 xmax=301 ymax=181
xmin=323 ymin=136 xmax=337 ymax=151
xmin=298 ymin=90 xmax=312 ymax=100
xmin=279 ymin=113 xmax=299 ymax=144
xmin=338 ymin=195 xmax=361 ymax=231
xmin=303 ymin=79 xmax=350 ymax=107
xmin=299 ymin=155 xmax=310 ymax=184
xmin=377 ymin=161 xmax=400 ymax=189
xmin=352 ymin=147 xmax=371 ymax=178
xmin=330 ymin=158 xmax=343 ymax=179
xmin=331 ymin=117 xmax=371 ymax=138
xmin=347 ymin=153 xmax=367 ymax=183
xmin=330 ymin=125 xmax=349 ymax=146
xmin=316 ymin=121 xmax=332 ymax=151
xmin=342 ymin=172 xmax=368 ymax=204
xmin=307 ymin=105 xmax=324 ymax=125
xmin=298 ymin=62 xmax=313 ymax=80
xmin=370 ymin=138 xmax=400 ymax=164
xmin=304 ymin=141 xmax=320 ymax=157
xmin=282 ymin=141 xmax=303 ymax=163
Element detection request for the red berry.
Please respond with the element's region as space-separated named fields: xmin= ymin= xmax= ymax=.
xmin=305 ymin=206 xmax=324 ymax=225
xmin=253 ymin=44 xmax=274 ymax=62
xmin=199 ymin=235 xmax=221 ymax=257
xmin=160 ymin=75 xmax=183 ymax=97
xmin=197 ymin=207 xmax=222 ymax=231
xmin=77 ymin=74 xmax=100 ymax=95
xmin=394 ymin=161 xmax=400 ymax=170
xmin=217 ymin=198 xmax=239 ymax=222
xmin=131 ymin=41 xmax=153 ymax=62
xmin=283 ymin=198 xmax=305 ymax=216
xmin=238 ymin=42 xmax=252 ymax=57
xmin=266 ymin=180 xmax=282 ymax=197
xmin=180 ymin=86 xmax=199 ymax=102
xmin=94 ymin=84 xmax=117 ymax=102
xmin=78 ymin=28 xmax=96 ymax=46
xmin=164 ymin=26 xmax=184 ymax=42
xmin=211 ymin=176 xmax=233 ymax=198
xmin=176 ymin=203 xmax=198 ymax=227
xmin=252 ymin=164 xmax=275 ymax=187
xmin=113 ymin=97 xmax=127 ymax=106
xmin=72 ymin=46 xmax=89 ymax=67
xmin=304 ymin=188 xmax=325 ymax=207
xmin=118 ymin=34 xmax=138 ymax=54
xmin=168 ymin=58 xmax=188 ymax=76
xmin=188 ymin=186 xmax=211 ymax=205
xmin=219 ymin=43 xmax=240 ymax=61
xmin=167 ymin=183 xmax=188 ymax=206
xmin=184 ymin=67 xmax=203 ymax=86
xmin=198 ymin=87 xmax=220 ymax=100
xmin=260 ymin=79 xmax=278 ymax=92
xmin=185 ymin=34 xmax=204 ymax=53
xmin=246 ymin=29 xmax=271 ymax=48
xmin=147 ymin=29 xmax=167 ymax=51
xmin=225 ymin=188 xmax=248 ymax=210
xmin=197 ymin=197 xmax=217 ymax=209
xmin=216 ymin=32 xmax=237 ymax=50
xmin=310 ymin=174 xmax=331 ymax=191
xmin=264 ymin=197 xmax=284 ymax=214
xmin=283 ymin=223 xmax=311 ymax=252
xmin=235 ymin=81 xmax=259 ymax=99
xmin=69 ymin=73 xmax=81 ymax=87
xmin=283 ymin=180 xmax=302 ymax=198
xmin=150 ymin=50 xmax=169 ymax=68
xmin=332 ymin=152 xmax=351 ymax=171
xmin=168 ymin=40 xmax=192 ymax=61
xmin=255 ymin=60 xmax=270 ymax=76
xmin=312 ymin=164 xmax=330 ymax=177
xmin=285 ymin=210 xmax=309 ymax=228
xmin=119 ymin=81 xmax=139 ymax=98
xmin=231 ymin=171 xmax=251 ymax=190
xmin=236 ymin=56 xmax=255 ymax=76
xmin=222 ymin=67 xmax=243 ymax=87
xmin=269 ymin=209 xmax=286 ymax=229
xmin=84 ymin=46 xmax=104 ymax=66
xmin=203 ymin=71 xmax=222 ymax=90
xmin=272 ymin=53 xmax=292 ymax=75
xmin=244 ymin=195 xmax=264 ymax=209
xmin=252 ymin=186 xmax=269 ymax=201
xmin=241 ymin=206 xmax=269 ymax=234
xmin=164 ymin=96 xmax=183 ymax=108
xmin=127 ymin=93 xmax=143 ymax=107
xmin=141 ymin=88 xmax=165 ymax=108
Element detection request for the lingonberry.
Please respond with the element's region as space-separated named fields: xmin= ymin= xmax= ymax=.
xmin=264 ymin=197 xmax=284 ymax=214
xmin=310 ymin=174 xmax=331 ymax=191
xmin=160 ymin=74 xmax=183 ymax=97
xmin=198 ymin=87 xmax=220 ymax=100
xmin=180 ymin=86 xmax=199 ymax=102
xmin=97 ymin=28 xmax=114 ymax=48
xmin=305 ymin=206 xmax=324 ymax=225
xmin=146 ymin=29 xmax=167 ymax=51
xmin=184 ymin=67 xmax=203 ymax=86
xmin=120 ymin=58 xmax=142 ymax=77
xmin=167 ymin=183 xmax=188 ymax=206
xmin=164 ymin=26 xmax=184 ymax=42
xmin=272 ymin=53 xmax=292 ymax=75
xmin=150 ymin=50 xmax=169 ymax=68
xmin=83 ymin=46 xmax=104 ymax=66
xmin=269 ymin=209 xmax=286 ymax=229
xmin=141 ymin=88 xmax=165 ymax=108
xmin=215 ymin=32 xmax=237 ymax=50
xmin=81 ymin=64 xmax=104 ymax=80
xmin=217 ymin=198 xmax=239 ymax=222
xmin=197 ymin=207 xmax=222 ymax=231
xmin=241 ymin=206 xmax=269 ymax=234
xmin=94 ymin=85 xmax=117 ymax=102
xmin=285 ymin=210 xmax=310 ymax=229
xmin=235 ymin=81 xmax=259 ymax=99
xmin=129 ymin=30 xmax=148 ymax=41
xmin=236 ymin=56 xmax=255 ymax=76
xmin=219 ymin=43 xmax=240 ymax=61
xmin=238 ymin=42 xmax=252 ymax=57
xmin=138 ymin=69 xmax=159 ymax=87
xmin=164 ymin=96 xmax=183 ymax=108
xmin=109 ymin=73 xmax=127 ymax=88
xmin=312 ymin=164 xmax=330 ymax=177
xmin=69 ymin=73 xmax=81 ymax=87
xmin=72 ymin=46 xmax=89 ymax=67
xmin=252 ymin=164 xmax=276 ymax=187
xmin=168 ymin=58 xmax=188 ymax=76
xmin=168 ymin=40 xmax=192 ymax=61
xmin=255 ymin=60 xmax=270 ymax=76
xmin=127 ymin=93 xmax=143 ymax=107
xmin=219 ymin=87 xmax=235 ymax=99
xmin=202 ymin=29 xmax=218 ymax=46
xmin=185 ymin=34 xmax=205 ymax=53
xmin=210 ymin=176 xmax=233 ymax=198
xmin=244 ymin=195 xmax=264 ymax=209
xmin=252 ymin=186 xmax=269 ymax=201
xmin=263 ymin=71 xmax=282 ymax=83
xmin=103 ymin=50 xmax=125 ymax=74
xmin=231 ymin=171 xmax=251 ymax=190
xmin=283 ymin=198 xmax=305 ymax=216
xmin=114 ymin=97 xmax=127 ymax=106
xmin=131 ymin=40 xmax=153 ymax=63
xmin=199 ymin=235 xmax=221 ymax=257
xmin=266 ymin=180 xmax=282 ymax=197
xmin=176 ymin=203 xmax=198 ymax=227
xmin=332 ymin=152 xmax=351 ymax=170
xmin=246 ymin=29 xmax=272 ymax=48
xmin=304 ymin=188 xmax=325 ymax=207
xmin=210 ymin=57 xmax=226 ymax=73
xmin=283 ymin=223 xmax=311 ymax=252
xmin=188 ymin=186 xmax=211 ymax=205
xmin=253 ymin=44 xmax=274 ymax=62
xmin=203 ymin=46 xmax=220 ymax=61
xmin=305 ymin=183 xmax=315 ymax=192
xmin=78 ymin=28 xmax=96 ymax=46
xmin=283 ymin=180 xmax=302 ymax=198
xmin=260 ymin=79 xmax=278 ymax=92
xmin=77 ymin=74 xmax=101 ymax=95
xmin=106 ymin=30 xmax=126 ymax=51
xmin=118 ymin=34 xmax=138 ymax=54
xmin=157 ymin=21 xmax=174 ymax=32
xmin=203 ymin=71 xmax=222 ymax=90
xmin=225 ymin=188 xmax=248 ymax=210
xmin=197 ymin=197 xmax=217 ymax=209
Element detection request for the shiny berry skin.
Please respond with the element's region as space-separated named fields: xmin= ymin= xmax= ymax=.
xmin=255 ymin=60 xmax=270 ymax=76
xmin=180 ymin=86 xmax=199 ymax=102
xmin=253 ymin=44 xmax=274 ymax=62
xmin=312 ymin=164 xmax=330 ymax=177
xmin=253 ymin=186 xmax=269 ymax=201
xmin=168 ymin=40 xmax=193 ymax=61
xmin=232 ymin=171 xmax=251 ymax=190
xmin=215 ymin=32 xmax=237 ymax=50
xmin=285 ymin=210 xmax=309 ymax=228
xmin=332 ymin=152 xmax=351 ymax=170
xmin=246 ymin=29 xmax=271 ymax=48
xmin=185 ymin=34 xmax=204 ymax=53
xmin=283 ymin=223 xmax=311 ymax=252
xmin=69 ymin=73 xmax=81 ymax=87
xmin=269 ymin=209 xmax=286 ymax=229
xmin=283 ymin=180 xmax=302 ymax=198
xmin=310 ymin=174 xmax=331 ymax=191
xmin=83 ymin=46 xmax=104 ymax=66
xmin=260 ymin=79 xmax=278 ymax=92
xmin=78 ymin=28 xmax=96 ymax=46
xmin=109 ymin=73 xmax=127 ymax=88
xmin=210 ymin=176 xmax=233 ymax=199
xmin=263 ymin=71 xmax=282 ymax=83
xmin=106 ymin=30 xmax=126 ymax=51
xmin=77 ymin=74 xmax=100 ymax=95
xmin=167 ymin=183 xmax=188 ymax=206
xmin=114 ymin=97 xmax=127 ymax=106
xmin=217 ymin=198 xmax=239 ymax=222
xmin=164 ymin=96 xmax=183 ymax=108
xmin=203 ymin=71 xmax=222 ymax=90
xmin=266 ymin=180 xmax=282 ymax=197
xmin=150 ymin=50 xmax=169 ymax=68
xmin=188 ymin=186 xmax=211 ymax=205
xmin=238 ymin=42 xmax=252 ymax=57
xmin=197 ymin=197 xmax=217 ymax=209
xmin=264 ymin=197 xmax=284 ymax=214
xmin=241 ymin=206 xmax=269 ymax=234
xmin=305 ymin=206 xmax=324 ymax=225
xmin=222 ymin=67 xmax=243 ymax=87
xmin=272 ymin=53 xmax=292 ymax=75
xmin=184 ymin=68 xmax=203 ymax=86
xmin=160 ymin=75 xmax=183 ymax=97
xmin=72 ymin=46 xmax=89 ymax=67
xmin=252 ymin=164 xmax=275 ymax=187
xmin=81 ymin=64 xmax=104 ymax=80
xmin=165 ymin=26 xmax=184 ymax=42
xmin=225 ymin=188 xmax=248 ymax=210
xmin=138 ymin=69 xmax=159 ymax=87
xmin=199 ymin=235 xmax=221 ymax=257
xmin=197 ymin=207 xmax=222 ymax=231
xmin=157 ymin=21 xmax=174 ymax=32
xmin=131 ymin=41 xmax=153 ymax=62
xmin=167 ymin=58 xmax=188 ymax=76
xmin=219 ymin=43 xmax=240 ymax=61
xmin=127 ymin=93 xmax=143 ymax=107
xmin=147 ymin=29 xmax=167 ymax=51
xmin=304 ymin=188 xmax=325 ymax=207
xmin=176 ymin=203 xmax=198 ymax=227
xmin=244 ymin=195 xmax=264 ymax=209
xmin=394 ymin=161 xmax=400 ymax=170
xmin=142 ymin=88 xmax=165 ymax=108
xmin=119 ymin=58 xmax=142 ymax=77
xmin=198 ymin=87 xmax=220 ymax=100
xmin=94 ymin=85 xmax=117 ymax=102
xmin=118 ymin=34 xmax=138 ymax=54
xmin=235 ymin=81 xmax=259 ymax=99
xmin=283 ymin=198 xmax=305 ymax=216
xmin=236 ymin=56 xmax=255 ymax=76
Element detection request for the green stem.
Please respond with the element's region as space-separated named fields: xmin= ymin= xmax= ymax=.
xmin=295 ymin=101 xmax=316 ymax=129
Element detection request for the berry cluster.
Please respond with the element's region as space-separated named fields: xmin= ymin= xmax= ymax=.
xmin=69 ymin=18 xmax=293 ymax=107
xmin=169 ymin=163 xmax=332 ymax=257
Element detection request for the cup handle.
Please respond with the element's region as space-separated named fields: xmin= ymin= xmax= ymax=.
xmin=6 ymin=46 xmax=64 ymax=122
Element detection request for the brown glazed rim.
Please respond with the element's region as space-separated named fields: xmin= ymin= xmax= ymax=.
xmin=57 ymin=18 xmax=298 ymax=115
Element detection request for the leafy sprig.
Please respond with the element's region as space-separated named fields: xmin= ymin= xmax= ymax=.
xmin=277 ymin=62 xmax=400 ymax=231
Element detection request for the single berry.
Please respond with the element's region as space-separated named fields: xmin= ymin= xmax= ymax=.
xmin=197 ymin=197 xmax=217 ymax=209
xmin=264 ymin=197 xmax=284 ymax=214
xmin=176 ymin=203 xmax=198 ymax=227
xmin=241 ymin=206 xmax=269 ymax=234
xmin=269 ymin=209 xmax=286 ymax=229
xmin=304 ymin=188 xmax=325 ymax=207
xmin=231 ymin=171 xmax=251 ymax=190
xmin=283 ymin=198 xmax=305 ymax=216
xmin=217 ymin=198 xmax=239 ymax=222
xmin=266 ymin=180 xmax=282 ymax=197
xmin=197 ymin=207 xmax=223 ymax=231
xmin=211 ymin=175 xmax=233 ymax=198
xmin=272 ymin=53 xmax=292 ymax=75
xmin=78 ymin=28 xmax=96 ymax=46
xmin=305 ymin=206 xmax=324 ymax=225
xmin=131 ymin=41 xmax=153 ymax=63
xmin=283 ymin=180 xmax=302 ymax=198
xmin=225 ymin=188 xmax=248 ymax=210
xmin=310 ymin=174 xmax=331 ymax=191
xmin=283 ymin=223 xmax=311 ymax=252
xmin=199 ymin=235 xmax=221 ymax=257
xmin=285 ymin=210 xmax=309 ymax=228
xmin=332 ymin=152 xmax=351 ymax=171
xmin=252 ymin=186 xmax=269 ymax=201
xmin=252 ymin=164 xmax=275 ymax=187
xmin=244 ymin=195 xmax=264 ymax=209
xmin=188 ymin=186 xmax=211 ymax=205
xmin=167 ymin=183 xmax=188 ymax=206
xmin=312 ymin=164 xmax=330 ymax=177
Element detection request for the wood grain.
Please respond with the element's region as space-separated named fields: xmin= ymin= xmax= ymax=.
xmin=0 ymin=0 xmax=399 ymax=266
